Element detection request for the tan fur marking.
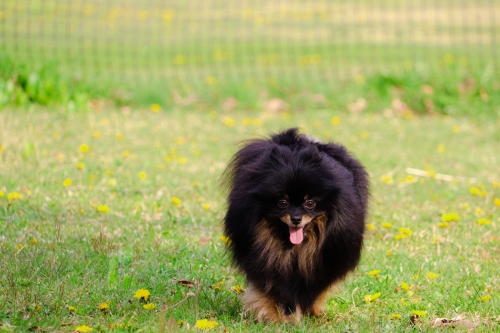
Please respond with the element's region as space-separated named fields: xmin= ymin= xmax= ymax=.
xmin=253 ymin=214 xmax=328 ymax=284
xmin=243 ymin=283 xmax=303 ymax=323
xmin=308 ymin=288 xmax=330 ymax=316
xmin=279 ymin=214 xmax=313 ymax=226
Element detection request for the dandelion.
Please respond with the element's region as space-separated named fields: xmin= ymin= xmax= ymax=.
xmin=232 ymin=285 xmax=244 ymax=294
xmin=97 ymin=205 xmax=110 ymax=213
xmin=122 ymin=150 xmax=130 ymax=158
xmin=134 ymin=289 xmax=150 ymax=301
xmin=400 ymin=175 xmax=417 ymax=184
xmin=438 ymin=222 xmax=449 ymax=228
xmin=219 ymin=235 xmax=230 ymax=244
xmin=116 ymin=132 xmax=124 ymax=140
xmin=177 ymin=157 xmax=188 ymax=164
xmin=411 ymin=310 xmax=427 ymax=317
xmin=494 ymin=198 xmax=500 ymax=207
xmin=386 ymin=250 xmax=392 ymax=256
xmin=390 ymin=313 xmax=402 ymax=320
xmin=202 ymin=203 xmax=210 ymax=210
xmin=394 ymin=233 xmax=408 ymax=240
xmin=68 ymin=306 xmax=77 ymax=312
xmin=212 ymin=282 xmax=224 ymax=291
xmin=97 ymin=301 xmax=110 ymax=311
xmin=401 ymin=282 xmax=410 ymax=291
xmin=364 ymin=292 xmax=381 ymax=303
xmin=7 ymin=192 xmax=22 ymax=201
xmin=0 ymin=190 xmax=4 ymax=197
xmin=143 ymin=303 xmax=156 ymax=310
xmin=366 ymin=224 xmax=376 ymax=231
xmin=30 ymin=238 xmax=38 ymax=245
xmin=138 ymin=172 xmax=147 ymax=180
xmin=222 ymin=116 xmax=234 ymax=127
xmin=80 ymin=144 xmax=89 ymax=153
xmin=426 ymin=272 xmax=439 ymax=279
xmin=15 ymin=243 xmax=24 ymax=251
xmin=382 ymin=222 xmax=392 ymax=229
xmin=477 ymin=295 xmax=491 ymax=302
xmin=437 ymin=144 xmax=445 ymax=154
xmin=469 ymin=187 xmax=486 ymax=197
xmin=108 ymin=179 xmax=117 ymax=186
xmin=205 ymin=76 xmax=217 ymax=86
xmin=331 ymin=116 xmax=341 ymax=125
xmin=398 ymin=228 xmax=412 ymax=235
xmin=92 ymin=131 xmax=102 ymax=139
xmin=475 ymin=208 xmax=484 ymax=215
xmin=368 ymin=270 xmax=380 ymax=277
xmin=451 ymin=125 xmax=460 ymax=134
xmin=150 ymin=104 xmax=161 ymax=112
xmin=477 ymin=218 xmax=491 ymax=225
xmin=441 ymin=213 xmax=459 ymax=222
xmin=380 ymin=174 xmax=393 ymax=184
xmin=75 ymin=325 xmax=93 ymax=332
xmin=195 ymin=319 xmax=219 ymax=330
xmin=172 ymin=197 xmax=182 ymax=207
xmin=63 ymin=178 xmax=72 ymax=187
xmin=0 ymin=145 xmax=4 ymax=152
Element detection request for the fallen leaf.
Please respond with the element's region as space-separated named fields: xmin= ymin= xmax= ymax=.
xmin=177 ymin=280 xmax=195 ymax=288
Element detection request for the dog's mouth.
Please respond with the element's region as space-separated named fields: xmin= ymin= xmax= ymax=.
xmin=288 ymin=226 xmax=304 ymax=245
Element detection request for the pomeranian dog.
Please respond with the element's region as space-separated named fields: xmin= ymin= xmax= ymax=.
xmin=222 ymin=128 xmax=369 ymax=322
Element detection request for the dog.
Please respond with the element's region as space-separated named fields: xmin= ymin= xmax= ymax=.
xmin=222 ymin=128 xmax=369 ymax=322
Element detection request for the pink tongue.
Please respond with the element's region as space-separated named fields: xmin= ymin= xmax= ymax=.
xmin=289 ymin=226 xmax=304 ymax=245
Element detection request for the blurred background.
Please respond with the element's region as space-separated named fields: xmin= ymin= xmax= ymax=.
xmin=1 ymin=0 xmax=499 ymax=114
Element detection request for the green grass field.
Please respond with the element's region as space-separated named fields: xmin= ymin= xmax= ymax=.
xmin=1 ymin=108 xmax=499 ymax=332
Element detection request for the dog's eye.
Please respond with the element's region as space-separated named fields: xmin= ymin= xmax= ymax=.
xmin=304 ymin=200 xmax=316 ymax=210
xmin=277 ymin=200 xmax=288 ymax=209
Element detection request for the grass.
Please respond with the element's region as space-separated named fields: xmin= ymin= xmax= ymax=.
xmin=0 ymin=108 xmax=499 ymax=332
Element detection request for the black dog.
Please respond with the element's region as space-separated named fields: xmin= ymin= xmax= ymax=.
xmin=223 ymin=128 xmax=369 ymax=322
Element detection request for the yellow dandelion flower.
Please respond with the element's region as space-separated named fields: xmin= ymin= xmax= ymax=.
xmin=138 ymin=172 xmax=147 ymax=180
xmin=364 ymin=292 xmax=381 ymax=303
xmin=0 ymin=190 xmax=4 ymax=197
xmin=212 ymin=282 xmax=224 ymax=291
xmin=232 ymin=285 xmax=244 ymax=294
xmin=75 ymin=325 xmax=93 ymax=332
xmin=122 ymin=150 xmax=130 ymax=158
xmin=92 ymin=130 xmax=102 ymax=139
xmin=469 ymin=187 xmax=487 ymax=197
xmin=401 ymin=282 xmax=410 ymax=291
xmin=451 ymin=125 xmax=460 ymax=133
xmin=382 ymin=222 xmax=392 ymax=229
xmin=380 ymin=174 xmax=394 ymax=184
xmin=390 ymin=313 xmax=402 ymax=320
xmin=368 ymin=270 xmax=380 ymax=277
xmin=15 ymin=243 xmax=24 ymax=251
xmin=63 ymin=178 xmax=72 ymax=187
xmin=475 ymin=208 xmax=484 ymax=215
xmin=80 ymin=144 xmax=89 ymax=153
xmin=252 ymin=118 xmax=263 ymax=126
xmin=494 ymin=198 xmax=500 ymax=207
xmin=77 ymin=162 xmax=85 ymax=170
xmin=134 ymin=288 xmax=150 ymax=301
xmin=202 ymin=203 xmax=211 ymax=210
xmin=195 ymin=319 xmax=219 ymax=330
xmin=411 ymin=310 xmax=427 ymax=317
xmin=438 ymin=222 xmax=449 ymax=228
xmin=400 ymin=298 xmax=410 ymax=306
xmin=477 ymin=218 xmax=491 ymax=225
xmin=493 ymin=181 xmax=500 ymax=189
xmin=8 ymin=192 xmax=22 ymax=201
xmin=394 ymin=233 xmax=408 ymax=240
xmin=143 ymin=303 xmax=156 ymax=310
xmin=97 ymin=301 xmax=110 ymax=311
xmin=30 ymin=238 xmax=38 ymax=245
xmin=172 ymin=197 xmax=182 ymax=207
xmin=398 ymin=228 xmax=412 ymax=235
xmin=97 ymin=205 xmax=110 ymax=213
xmin=437 ymin=144 xmax=445 ymax=154
xmin=108 ymin=179 xmax=117 ymax=186
xmin=205 ymin=76 xmax=217 ymax=86
xmin=400 ymin=175 xmax=417 ymax=184
xmin=441 ymin=213 xmax=459 ymax=222
xmin=173 ymin=55 xmax=186 ymax=66
xmin=0 ymin=145 xmax=4 ymax=152
xmin=426 ymin=272 xmax=439 ymax=279
xmin=222 ymin=116 xmax=234 ymax=127
xmin=477 ymin=295 xmax=491 ymax=302
xmin=116 ymin=132 xmax=124 ymax=140
xmin=219 ymin=235 xmax=230 ymax=244
xmin=177 ymin=157 xmax=188 ymax=164
xmin=331 ymin=116 xmax=341 ymax=125
xmin=366 ymin=223 xmax=376 ymax=231
xmin=386 ymin=250 xmax=392 ymax=256
xmin=68 ymin=306 xmax=77 ymax=312
xmin=150 ymin=104 xmax=161 ymax=112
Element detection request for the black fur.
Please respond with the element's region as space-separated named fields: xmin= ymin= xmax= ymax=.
xmin=222 ymin=128 xmax=369 ymax=318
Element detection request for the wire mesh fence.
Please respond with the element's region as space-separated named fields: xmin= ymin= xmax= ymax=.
xmin=1 ymin=0 xmax=499 ymax=87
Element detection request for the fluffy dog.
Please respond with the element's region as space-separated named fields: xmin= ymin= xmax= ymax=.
xmin=222 ymin=128 xmax=369 ymax=322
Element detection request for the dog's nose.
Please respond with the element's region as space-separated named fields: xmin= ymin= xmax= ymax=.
xmin=291 ymin=215 xmax=302 ymax=225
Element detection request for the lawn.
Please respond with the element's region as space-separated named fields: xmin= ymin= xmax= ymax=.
xmin=0 ymin=108 xmax=499 ymax=332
